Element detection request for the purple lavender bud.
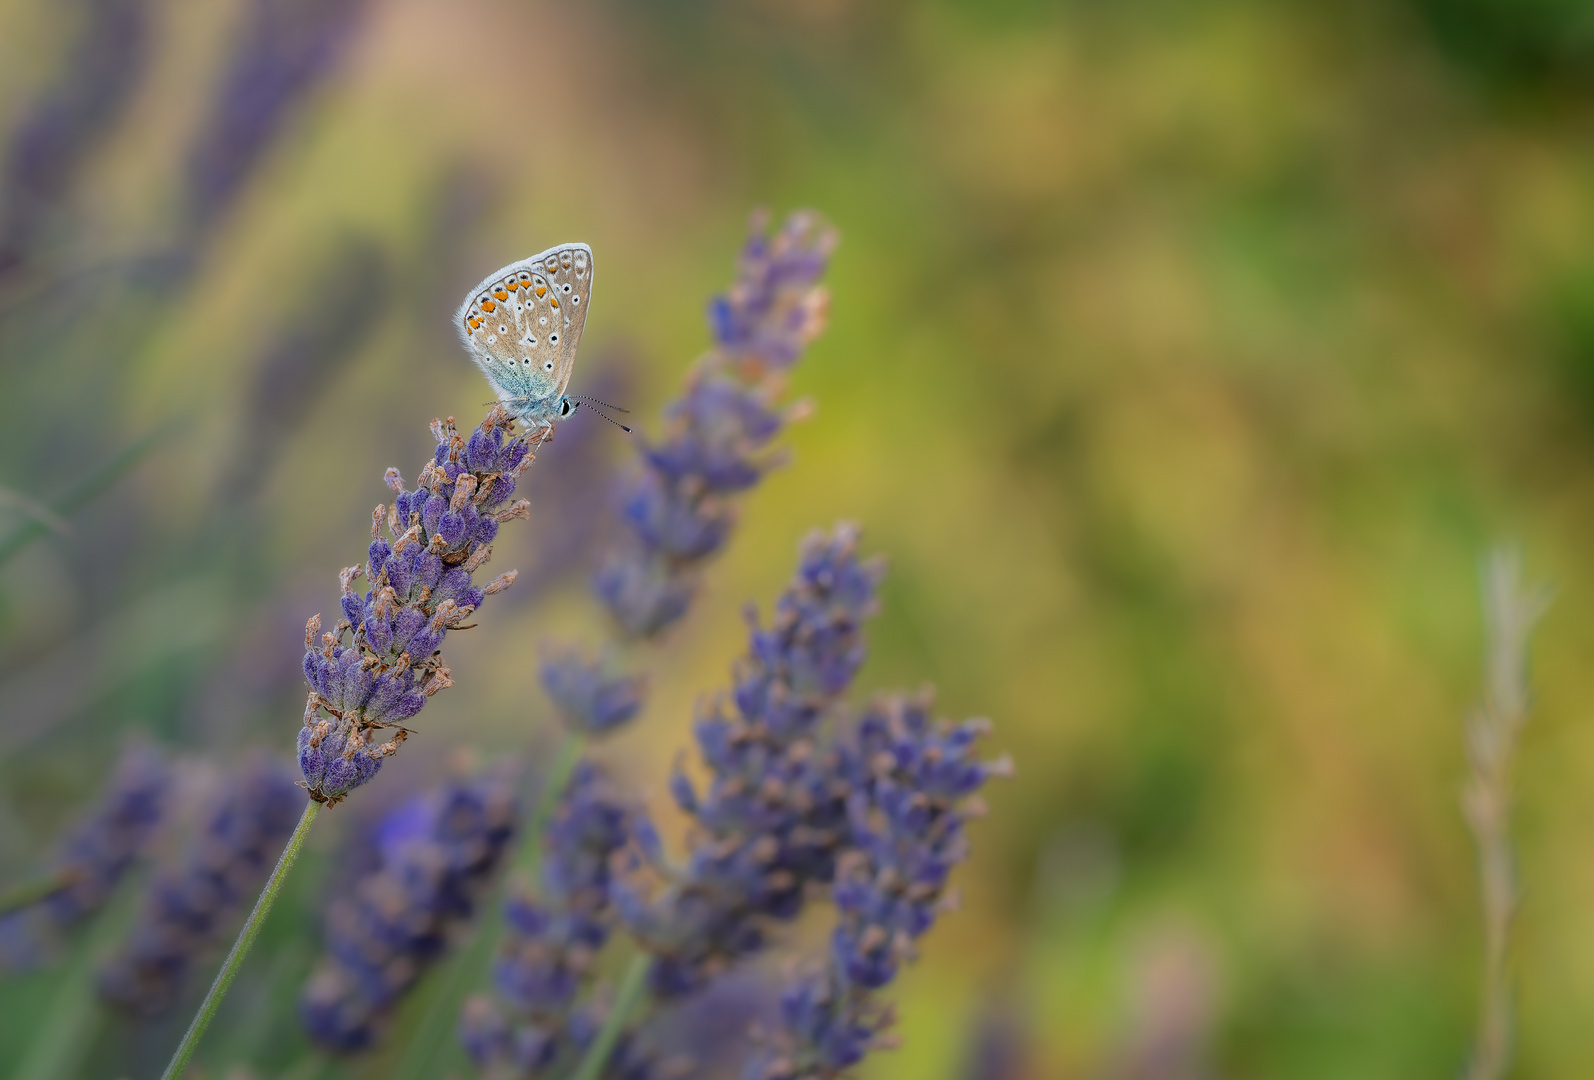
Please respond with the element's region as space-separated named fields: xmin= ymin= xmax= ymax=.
xmin=496 ymin=440 xmax=529 ymax=477
xmin=406 ymin=624 xmax=444 ymax=662
xmin=436 ymin=510 xmax=467 ymax=547
xmin=466 ymin=426 xmax=498 ymax=471
xmin=417 ymin=550 xmax=444 ymax=592
xmin=298 ymin=725 xmax=329 ymax=788
xmin=389 ymin=604 xmax=427 ymax=654
xmin=422 ymin=493 xmax=446 ymax=538
xmin=669 ymin=767 xmax=699 ymax=814
xmin=622 ymin=475 xmax=733 ymax=560
xmin=364 ymin=605 xmax=395 ymax=655
xmin=385 ymin=546 xmax=416 ymax=598
xmin=473 ymin=516 xmax=500 ymax=546
xmin=593 ymin=556 xmax=697 ymax=640
xmin=368 ymin=536 xmax=391 ymax=575
xmin=538 ymin=647 xmax=646 ymax=736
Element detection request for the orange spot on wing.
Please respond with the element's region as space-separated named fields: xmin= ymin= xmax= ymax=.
xmin=550 ymin=296 xmax=560 ymax=308
xmin=493 ymin=289 xmax=509 ymax=301
xmin=535 ymin=285 xmax=547 ymax=298
xmin=481 ymin=300 xmax=496 ymax=312
xmin=468 ymin=317 xmax=480 ymax=329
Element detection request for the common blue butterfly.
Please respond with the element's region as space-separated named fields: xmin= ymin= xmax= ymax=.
xmin=456 ymin=243 xmax=595 ymax=440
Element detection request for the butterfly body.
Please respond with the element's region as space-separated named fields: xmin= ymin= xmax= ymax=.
xmin=455 ymin=242 xmax=593 ymax=436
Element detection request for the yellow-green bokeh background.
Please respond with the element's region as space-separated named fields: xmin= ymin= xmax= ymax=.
xmin=5 ymin=0 xmax=1594 ymax=1077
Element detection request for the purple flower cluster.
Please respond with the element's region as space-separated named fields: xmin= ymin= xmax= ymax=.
xmin=300 ymin=771 xmax=519 ymax=1050
xmin=592 ymin=211 xmax=837 ymax=640
xmin=97 ymin=757 xmax=303 ymax=1015
xmin=708 ymin=210 xmax=837 ymax=368
xmin=617 ymin=525 xmax=883 ymax=996
xmin=458 ymin=762 xmax=637 ymax=1076
xmin=299 ymin=407 xmax=528 ymax=805
xmin=748 ymin=696 xmax=1009 ymax=1080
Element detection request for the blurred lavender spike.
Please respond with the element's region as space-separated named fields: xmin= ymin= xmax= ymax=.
xmin=0 ymin=0 xmax=153 ymax=280
xmin=184 ymin=0 xmax=371 ymax=234
xmin=458 ymin=762 xmax=638 ymax=1076
xmin=0 ymin=742 xmax=169 ymax=967
xmin=98 ymin=756 xmax=303 ymax=1015
xmin=593 ymin=211 xmax=837 ymax=641
xmin=746 ymin=694 xmax=1009 ymax=1080
xmin=298 ymin=407 xmax=535 ymax=805
xmin=615 ymin=524 xmax=883 ymax=997
xmin=301 ymin=770 xmax=519 ymax=1050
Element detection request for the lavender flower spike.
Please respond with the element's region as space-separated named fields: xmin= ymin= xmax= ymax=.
xmin=299 ymin=406 xmax=531 ymax=805
xmin=595 ymin=211 xmax=837 ymax=640
xmin=616 ymin=524 xmax=884 ymax=996
xmin=747 ymin=694 xmax=1010 ymax=1080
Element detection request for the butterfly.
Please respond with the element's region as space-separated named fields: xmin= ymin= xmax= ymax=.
xmin=455 ymin=242 xmax=612 ymax=441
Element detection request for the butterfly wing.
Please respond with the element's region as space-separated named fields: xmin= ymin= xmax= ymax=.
xmin=455 ymin=243 xmax=593 ymax=416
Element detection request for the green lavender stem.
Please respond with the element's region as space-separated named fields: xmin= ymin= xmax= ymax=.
xmin=388 ymin=732 xmax=584 ymax=1080
xmin=160 ymin=798 xmax=321 ymax=1080
xmin=569 ymin=953 xmax=650 ymax=1080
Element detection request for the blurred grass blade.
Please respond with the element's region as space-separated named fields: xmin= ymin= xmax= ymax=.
xmin=0 ymin=869 xmax=74 ymax=919
xmin=13 ymin=873 xmax=141 ymax=1080
xmin=569 ymin=952 xmax=650 ymax=1080
xmin=0 ymin=425 xmax=165 ymax=569
xmin=0 ymin=486 xmax=71 ymax=537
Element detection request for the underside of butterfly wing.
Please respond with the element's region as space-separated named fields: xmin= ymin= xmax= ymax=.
xmin=454 ymin=243 xmax=592 ymax=423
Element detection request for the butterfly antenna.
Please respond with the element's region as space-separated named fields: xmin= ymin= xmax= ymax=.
xmin=571 ymin=401 xmax=631 ymax=433
xmin=569 ymin=394 xmax=631 ymax=414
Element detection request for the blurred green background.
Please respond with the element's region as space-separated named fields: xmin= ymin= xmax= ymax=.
xmin=4 ymin=0 xmax=1594 ymax=1077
